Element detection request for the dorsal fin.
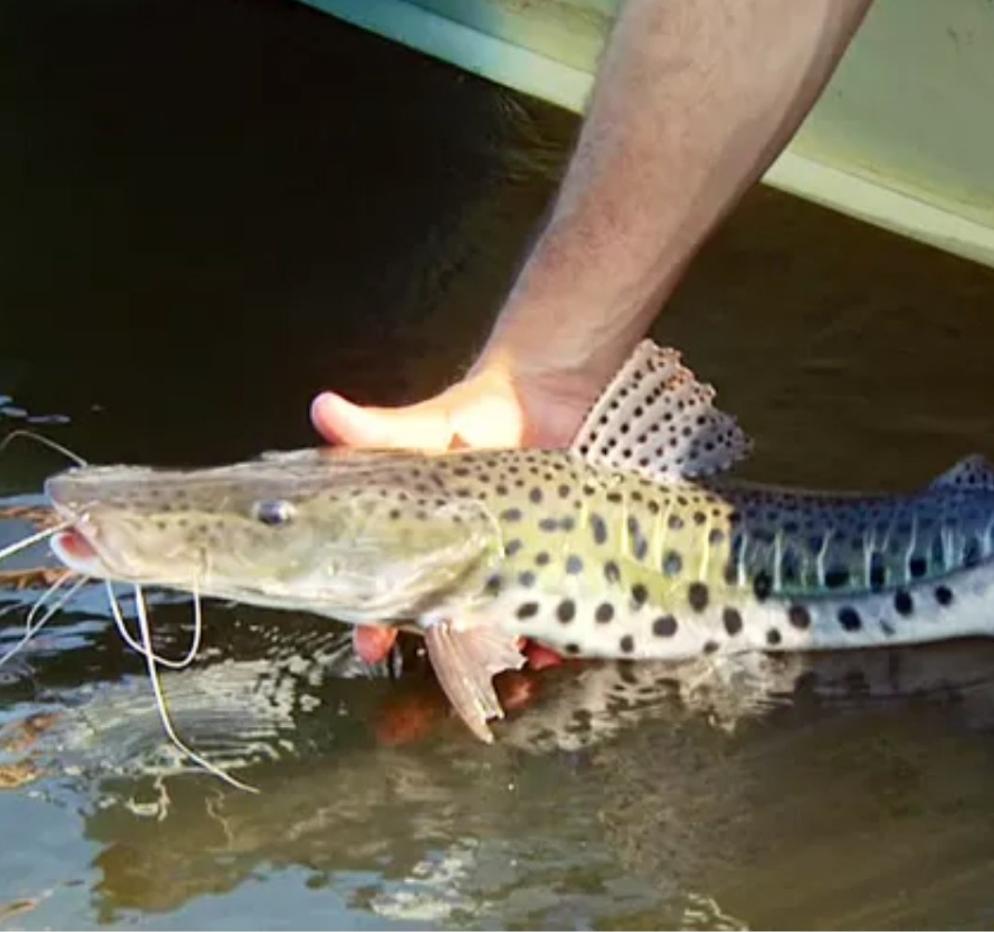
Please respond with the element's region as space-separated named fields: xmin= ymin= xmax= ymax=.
xmin=930 ymin=453 xmax=994 ymax=491
xmin=570 ymin=340 xmax=751 ymax=481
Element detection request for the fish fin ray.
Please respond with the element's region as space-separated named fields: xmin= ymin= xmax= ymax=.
xmin=930 ymin=454 xmax=994 ymax=491
xmin=423 ymin=620 xmax=525 ymax=742
xmin=570 ymin=340 xmax=752 ymax=480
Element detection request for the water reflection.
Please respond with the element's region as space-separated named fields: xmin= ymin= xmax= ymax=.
xmin=5 ymin=602 xmax=994 ymax=927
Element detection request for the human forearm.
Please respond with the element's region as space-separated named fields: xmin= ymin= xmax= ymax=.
xmin=312 ymin=0 xmax=873 ymax=453
xmin=482 ymin=0 xmax=872 ymax=385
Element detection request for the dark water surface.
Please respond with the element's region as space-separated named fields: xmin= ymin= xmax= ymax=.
xmin=4 ymin=1 xmax=994 ymax=928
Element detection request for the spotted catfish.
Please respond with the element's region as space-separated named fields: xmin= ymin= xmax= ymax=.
xmin=44 ymin=341 xmax=994 ymax=741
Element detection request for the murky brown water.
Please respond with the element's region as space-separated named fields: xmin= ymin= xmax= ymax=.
xmin=3 ymin=1 xmax=994 ymax=928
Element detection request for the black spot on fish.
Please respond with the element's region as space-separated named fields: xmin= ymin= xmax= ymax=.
xmin=662 ymin=550 xmax=683 ymax=576
xmin=708 ymin=528 xmax=725 ymax=546
xmin=787 ymin=605 xmax=811 ymax=630
xmin=518 ymin=571 xmax=536 ymax=588
xmin=484 ymin=575 xmax=502 ymax=596
xmin=753 ymin=571 xmax=772 ymax=601
xmin=560 ymin=516 xmax=576 ymax=532
xmin=529 ymin=487 xmax=543 ymax=504
xmin=688 ymin=582 xmax=709 ymax=612
xmin=557 ymin=600 xmax=576 ymax=623
xmin=627 ymin=517 xmax=646 ymax=558
xmin=825 ymin=567 xmax=849 ymax=589
xmin=505 ymin=539 xmax=523 ymax=557
xmin=894 ymin=589 xmax=913 ymax=616
xmin=766 ymin=627 xmax=782 ymax=646
xmin=838 ymin=607 xmax=862 ymax=631
xmin=607 ymin=492 xmax=623 ymax=504
xmin=909 ymin=556 xmax=927 ymax=578
xmin=535 ymin=552 xmax=550 ymax=566
xmin=781 ymin=548 xmax=800 ymax=583
xmin=631 ymin=583 xmax=648 ymax=607
xmin=591 ymin=514 xmax=607 ymax=545
xmin=869 ymin=554 xmax=886 ymax=590
xmin=604 ymin=561 xmax=621 ymax=584
xmin=595 ymin=603 xmax=615 ymax=624
xmin=653 ymin=615 xmax=677 ymax=637
xmin=935 ymin=585 xmax=953 ymax=606
xmin=565 ymin=643 xmax=580 ymax=655
xmin=667 ymin=514 xmax=684 ymax=531
xmin=702 ymin=640 xmax=719 ymax=655
xmin=619 ymin=635 xmax=635 ymax=654
xmin=723 ymin=607 xmax=743 ymax=636
xmin=501 ymin=508 xmax=522 ymax=523
xmin=516 ymin=602 xmax=539 ymax=620
xmin=539 ymin=518 xmax=558 ymax=532
xmin=558 ymin=484 xmax=570 ymax=499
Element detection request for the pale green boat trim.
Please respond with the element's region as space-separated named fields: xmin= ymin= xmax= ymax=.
xmin=300 ymin=0 xmax=994 ymax=269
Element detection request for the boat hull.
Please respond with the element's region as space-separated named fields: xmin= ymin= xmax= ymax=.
xmin=300 ymin=0 xmax=994 ymax=269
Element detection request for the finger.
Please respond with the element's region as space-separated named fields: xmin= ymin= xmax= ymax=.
xmin=523 ymin=640 xmax=566 ymax=671
xmin=352 ymin=625 xmax=399 ymax=665
xmin=310 ymin=392 xmax=454 ymax=450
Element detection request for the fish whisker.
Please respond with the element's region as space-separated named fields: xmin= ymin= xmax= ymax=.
xmin=0 ymin=429 xmax=88 ymax=467
xmin=104 ymin=581 xmax=202 ymax=670
xmin=0 ymin=520 xmax=73 ymax=566
xmin=132 ymin=583 xmax=258 ymax=793
xmin=0 ymin=571 xmax=89 ymax=668
xmin=24 ymin=569 xmax=74 ymax=631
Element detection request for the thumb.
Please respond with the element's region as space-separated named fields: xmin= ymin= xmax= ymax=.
xmin=310 ymin=391 xmax=455 ymax=450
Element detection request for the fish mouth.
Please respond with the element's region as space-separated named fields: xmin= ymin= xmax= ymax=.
xmin=47 ymin=493 xmax=112 ymax=576
xmin=50 ymin=525 xmax=107 ymax=577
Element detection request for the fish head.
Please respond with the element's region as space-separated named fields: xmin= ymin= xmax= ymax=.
xmin=45 ymin=449 xmax=502 ymax=621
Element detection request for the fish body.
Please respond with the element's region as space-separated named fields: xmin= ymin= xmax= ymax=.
xmin=412 ymin=449 xmax=994 ymax=661
xmin=46 ymin=447 xmax=994 ymax=658
xmin=42 ymin=342 xmax=994 ymax=738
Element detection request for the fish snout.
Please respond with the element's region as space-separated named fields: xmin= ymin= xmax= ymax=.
xmin=44 ymin=470 xmax=86 ymax=519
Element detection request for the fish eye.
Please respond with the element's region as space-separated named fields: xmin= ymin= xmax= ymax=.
xmin=253 ymin=499 xmax=296 ymax=527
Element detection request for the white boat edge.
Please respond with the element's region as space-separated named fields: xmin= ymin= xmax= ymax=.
xmin=299 ymin=0 xmax=994 ymax=270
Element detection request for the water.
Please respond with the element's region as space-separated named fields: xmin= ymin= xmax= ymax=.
xmin=3 ymin=0 xmax=994 ymax=928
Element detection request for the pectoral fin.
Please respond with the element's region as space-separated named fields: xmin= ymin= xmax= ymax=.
xmin=423 ymin=621 xmax=526 ymax=742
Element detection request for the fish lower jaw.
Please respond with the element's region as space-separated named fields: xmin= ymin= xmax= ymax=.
xmin=50 ymin=530 xmax=108 ymax=578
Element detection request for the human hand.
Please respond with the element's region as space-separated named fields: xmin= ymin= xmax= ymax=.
xmin=310 ymin=346 xmax=617 ymax=672
xmin=310 ymin=352 xmax=601 ymax=451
